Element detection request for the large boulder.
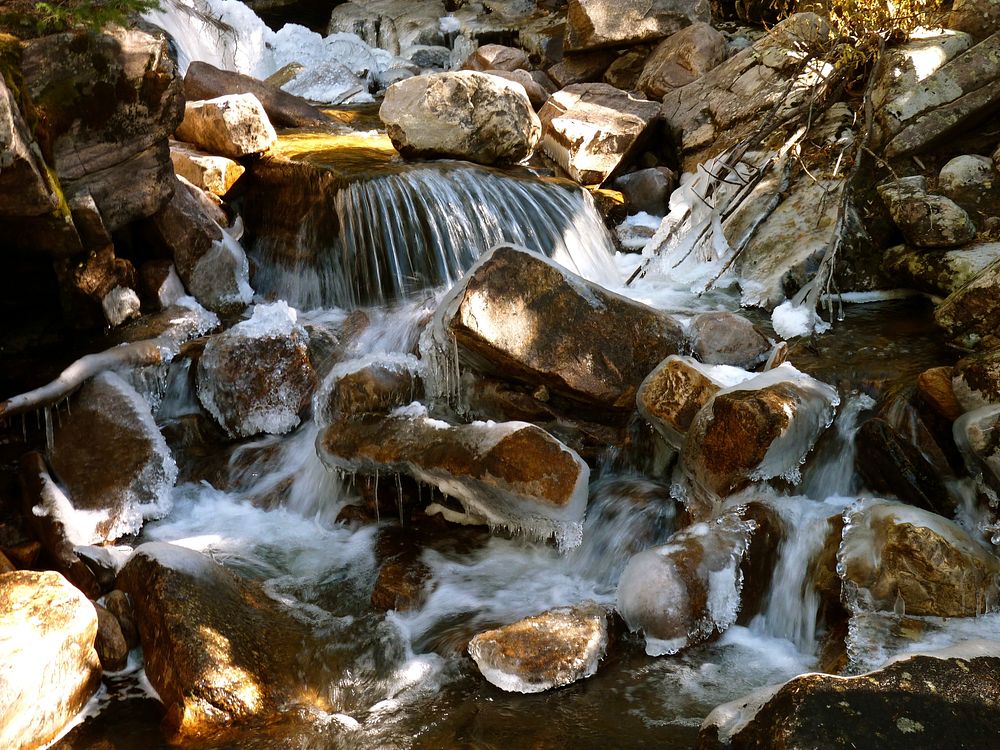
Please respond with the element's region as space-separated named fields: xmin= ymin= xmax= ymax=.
xmin=636 ymin=355 xmax=727 ymax=450
xmin=319 ymin=409 xmax=590 ymax=549
xmin=379 ymin=72 xmax=541 ymax=166
xmin=564 ymin=0 xmax=710 ymax=51
xmin=425 ymin=245 xmax=685 ymax=414
xmin=21 ymin=25 xmax=184 ymax=231
xmin=0 ymin=570 xmax=101 ymax=750
xmin=196 ymin=302 xmax=317 ymax=438
xmin=116 ymin=542 xmax=325 ymax=738
xmin=938 ymin=154 xmax=1000 ymax=227
xmin=468 ymin=602 xmax=609 ymax=693
xmin=699 ymin=644 xmax=1000 ymax=749
xmin=538 ymin=83 xmax=660 ymax=185
xmin=636 ymin=22 xmax=727 ymax=101
xmin=883 ymin=242 xmax=1000 ymax=296
xmin=175 ymin=94 xmax=277 ymax=159
xmin=838 ymin=499 xmax=1000 ymax=617
xmin=877 ymin=177 xmax=976 ymax=249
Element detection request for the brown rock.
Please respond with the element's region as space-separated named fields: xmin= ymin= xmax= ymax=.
xmin=170 ymin=142 xmax=245 ymax=197
xmin=689 ymin=311 xmax=770 ymax=368
xmin=482 ymin=69 xmax=554 ymax=109
xmin=935 ymin=252 xmax=1000 ymax=344
xmin=564 ymin=0 xmax=710 ymax=51
xmin=637 ymin=355 xmax=723 ymax=449
xmin=637 ymin=22 xmax=727 ymax=101
xmin=0 ymin=551 xmax=14 ymax=574
xmin=94 ymin=603 xmax=129 ymax=672
xmin=602 ymin=48 xmax=649 ymax=91
xmin=462 ymin=44 xmax=530 ymax=72
xmin=322 ymin=360 xmax=423 ymax=423
xmin=370 ymin=557 xmax=431 ymax=611
xmin=547 ymin=49 xmax=617 ymax=88
xmin=103 ymin=589 xmax=139 ymax=648
xmin=953 ymin=348 xmax=1000 ymax=411
xmin=918 ymin=366 xmax=964 ymax=421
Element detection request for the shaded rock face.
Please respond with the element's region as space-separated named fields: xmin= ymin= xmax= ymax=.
xmin=950 ymin=0 xmax=1000 ymax=40
xmin=547 ymin=49 xmax=617 ymax=88
xmin=878 ymin=178 xmax=976 ymax=249
xmin=935 ymin=253 xmax=1000 ymax=344
xmin=614 ymin=167 xmax=675 ymax=215
xmin=637 ymin=355 xmax=723 ymax=450
xmin=430 ymin=245 xmax=684 ymax=414
xmin=938 ymin=154 xmax=1000 ymax=227
xmin=482 ymin=69 xmax=555 ymax=109
xmin=564 ymin=0 xmax=710 ymax=51
xmin=883 ymin=242 xmax=1000 ymax=297
xmin=538 ymin=83 xmax=660 ymax=185
xmin=468 ymin=602 xmax=609 ymax=693
xmin=21 ymin=25 xmax=184 ymax=232
xmin=0 ymin=570 xmax=101 ymax=750
xmin=954 ymin=404 xmax=1000 ymax=498
xmin=636 ymin=22 xmax=727 ymax=101
xmin=0 ymin=75 xmax=55 ymax=218
xmin=953 ymin=348 xmax=1000 ymax=411
xmin=839 ymin=500 xmax=1000 ymax=617
xmin=689 ymin=312 xmax=770 ymax=368
xmin=319 ymin=411 xmax=590 ymax=548
xmin=175 ymin=94 xmax=278 ymax=159
xmin=379 ymin=72 xmax=541 ymax=165
xmin=116 ymin=542 xmax=324 ymax=738
xmin=699 ymin=648 xmax=1000 ymax=750
xmin=462 ymin=44 xmax=530 ymax=73
xmin=94 ymin=603 xmax=129 ymax=672
xmin=48 ymin=371 xmax=177 ymax=544
xmin=196 ymin=302 xmax=317 ymax=438
xmin=320 ymin=359 xmax=423 ymax=425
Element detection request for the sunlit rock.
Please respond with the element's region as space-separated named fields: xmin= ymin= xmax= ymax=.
xmin=699 ymin=642 xmax=1000 ymax=749
xmin=380 ymin=72 xmax=541 ymax=165
xmin=328 ymin=0 xmax=446 ymax=58
xmin=462 ymin=44 xmax=530 ymax=72
xmin=196 ymin=302 xmax=317 ymax=438
xmin=917 ymin=366 xmax=964 ymax=422
xmin=319 ymin=408 xmax=590 ymax=549
xmin=0 ymin=570 xmax=101 ymax=750
xmin=564 ymin=0 xmax=709 ymax=51
xmin=636 ymin=22 xmax=726 ymax=101
xmin=883 ymin=242 xmax=1000 ymax=297
xmin=175 ymin=94 xmax=277 ymax=159
xmin=170 ymin=142 xmax=245 ymax=197
xmin=538 ymin=83 xmax=660 ymax=185
xmin=637 ymin=355 xmax=725 ymax=450
xmin=116 ymin=542 xmax=326 ymax=738
xmin=878 ymin=177 xmax=976 ymax=249
xmin=0 ymin=75 xmax=55 ymax=218
xmin=839 ymin=499 xmax=1000 ymax=617
xmin=482 ymin=69 xmax=555 ymax=109
xmin=468 ymin=601 xmax=609 ymax=692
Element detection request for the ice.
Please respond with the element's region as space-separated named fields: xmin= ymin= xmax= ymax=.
xmin=31 ymin=469 xmax=112 ymax=547
xmin=232 ymin=300 xmax=299 ymax=338
xmin=280 ymin=61 xmax=369 ymax=104
xmin=439 ymin=15 xmax=460 ymax=34
xmin=188 ymin=230 xmax=254 ymax=313
xmin=770 ymin=299 xmax=832 ymax=339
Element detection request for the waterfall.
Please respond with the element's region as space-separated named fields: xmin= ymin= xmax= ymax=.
xmin=249 ymin=163 xmax=622 ymax=310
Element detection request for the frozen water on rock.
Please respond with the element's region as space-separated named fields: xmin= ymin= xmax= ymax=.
xmin=771 ymin=299 xmax=832 ymax=339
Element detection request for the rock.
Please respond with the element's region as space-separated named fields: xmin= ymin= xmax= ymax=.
xmin=564 ymin=0 xmax=710 ymax=51
xmin=51 ymin=243 xmax=138 ymax=327
xmin=661 ymin=14 xmax=832 ymax=172
xmin=0 ymin=552 xmax=13 ymax=574
xmin=602 ymin=48 xmax=649 ymax=90
xmin=699 ymin=644 xmax=1000 ymax=750
xmin=950 ymin=0 xmax=1000 ymax=40
xmin=408 ymin=44 xmax=451 ymax=69
xmin=328 ymin=0 xmax=446 ymax=57
xmin=116 ymin=542 xmax=324 ymax=738
xmin=482 ymin=69 xmax=554 ymax=109
xmin=883 ymin=242 xmax=1000 ymax=296
xmin=954 ymin=404 xmax=1000 ymax=498
xmin=918 ymin=366 xmax=964 ymax=422
xmin=183 ymin=61 xmax=326 ymax=128
xmin=103 ymin=589 xmax=139 ymax=648
xmin=954 ymin=348 xmax=1000 ymax=411
xmin=175 ymin=94 xmax=277 ymax=159
xmin=636 ymin=22 xmax=727 ymax=101
xmin=855 ymin=418 xmax=954 ymax=516
xmin=94 ymin=603 xmax=128 ymax=671
xmin=101 ymin=286 xmax=141 ymax=327
xmin=547 ymin=49 xmax=618 ymax=88
xmin=614 ymin=167 xmax=675 ymax=215
xmin=75 ymin=546 xmax=119 ymax=594
xmin=320 ymin=410 xmax=590 ymax=548
xmin=616 ymin=504 xmax=772 ymax=655
xmin=538 ymin=83 xmax=660 ymax=185
xmin=21 ymin=25 xmax=184 ymax=231
xmin=935 ymin=252 xmax=1000 ymax=344
xmin=680 ymin=365 xmax=838 ymax=512
xmin=370 ymin=556 xmax=431 ymax=612
xmin=839 ymin=499 xmax=1000 ymax=617
xmin=380 ymin=71 xmax=540 ymax=165
xmin=462 ymin=44 xmax=530 ymax=72
xmin=176 ymin=173 xmax=229 ymax=227
xmin=426 ymin=245 xmax=684 ymax=412
xmin=143 ymin=175 xmax=253 ymax=314
xmin=689 ymin=312 xmax=770 ymax=368
xmin=170 ymin=142 xmax=245 ymax=197
xmin=139 ymin=261 xmax=187 ymax=311
xmin=468 ymin=602 xmax=608 ymax=693
xmin=0 ymin=75 xmax=55 ymax=218
xmin=878 ymin=178 xmax=976 ymax=249
xmin=319 ymin=358 xmax=423 ymax=424
xmin=636 ymin=355 xmax=724 ymax=450
xmin=0 ymin=570 xmax=101 ymax=750
xmin=45 ymin=371 xmax=177 ymax=544
xmin=938 ymin=154 xmax=1000 ymax=227
xmin=196 ymin=302 xmax=316 ymax=438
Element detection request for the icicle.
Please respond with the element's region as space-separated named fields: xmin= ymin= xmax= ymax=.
xmin=43 ymin=406 xmax=54 ymax=456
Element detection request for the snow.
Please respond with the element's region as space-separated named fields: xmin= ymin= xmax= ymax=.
xmin=232 ymin=300 xmax=299 ymax=339
xmin=770 ymin=299 xmax=831 ymax=339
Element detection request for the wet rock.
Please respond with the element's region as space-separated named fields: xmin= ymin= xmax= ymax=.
xmin=564 ymin=0 xmax=709 ymax=51
xmin=428 ymin=245 xmax=684 ymax=413
xmin=46 ymin=371 xmax=177 ymax=544
xmin=468 ymin=602 xmax=609 ymax=692
xmin=0 ymin=570 xmax=101 ymax=750
xmin=636 ymin=22 xmax=727 ymax=101
xmin=953 ymin=348 xmax=1000 ymax=411
xmin=614 ymin=167 xmax=675 ymax=216
xmin=175 ymin=94 xmax=277 ymax=159
xmin=94 ymin=603 xmax=129 ymax=672
xmin=938 ymin=154 xmax=1000 ymax=227
xmin=690 ymin=312 xmax=770 ymax=368
xmin=538 ymin=83 xmax=660 ymax=185
xmin=319 ymin=410 xmax=590 ymax=548
xmin=196 ymin=302 xmax=317 ymax=438
xmin=616 ymin=504 xmax=773 ymax=655
xmin=680 ymin=365 xmax=838 ymax=511
xmin=878 ymin=178 xmax=976 ymax=249
xmin=371 ymin=556 xmax=431 ymax=612
xmin=954 ymin=404 xmax=1000 ymax=498
xmin=546 ymin=49 xmax=617 ymax=88
xmin=183 ymin=61 xmax=326 ymax=128
xmin=170 ymin=142 xmax=245 ymax=197
xmin=0 ymin=75 xmax=55 ymax=218
xmin=116 ymin=542 xmax=324 ymax=738
xmin=103 ymin=589 xmax=139 ymax=648
xmin=935 ymin=252 xmax=1000 ymax=344
xmin=602 ymin=48 xmax=649 ymax=90
xmin=918 ymin=366 xmax=964 ymax=422
xmin=883 ymin=242 xmax=1000 ymax=296
xmin=139 ymin=261 xmax=187 ymax=311
xmin=76 ymin=546 xmax=120 ymax=594
xmin=637 ymin=355 xmax=724 ymax=450
xmin=855 ymin=418 xmax=954 ymax=516
xmin=21 ymin=25 xmax=184 ymax=231
xmin=661 ymin=14 xmax=832 ymax=171
xmin=839 ymin=499 xmax=1000 ymax=617
xmin=462 ymin=44 xmax=530 ymax=72
xmin=320 ymin=358 xmax=423 ymax=424
xmin=380 ymin=71 xmax=541 ymax=165
xmin=483 ymin=69 xmax=555 ymax=109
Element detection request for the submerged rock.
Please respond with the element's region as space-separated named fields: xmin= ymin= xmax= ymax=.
xmin=379 ymin=72 xmax=541 ymax=165
xmin=116 ymin=542 xmax=324 ymax=738
xmin=564 ymin=0 xmax=709 ymax=51
xmin=839 ymin=499 xmax=1000 ymax=617
xmin=196 ymin=302 xmax=317 ymax=438
xmin=468 ymin=602 xmax=609 ymax=693
xmin=0 ymin=570 xmax=101 ymax=750
xmin=699 ymin=643 xmax=1000 ymax=749
xmin=175 ymin=94 xmax=278 ymax=159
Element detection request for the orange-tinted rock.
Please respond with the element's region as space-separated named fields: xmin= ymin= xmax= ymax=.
xmin=94 ymin=603 xmax=129 ymax=672
xmin=637 ymin=355 xmax=723 ymax=449
xmin=918 ymin=366 xmax=964 ymax=421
